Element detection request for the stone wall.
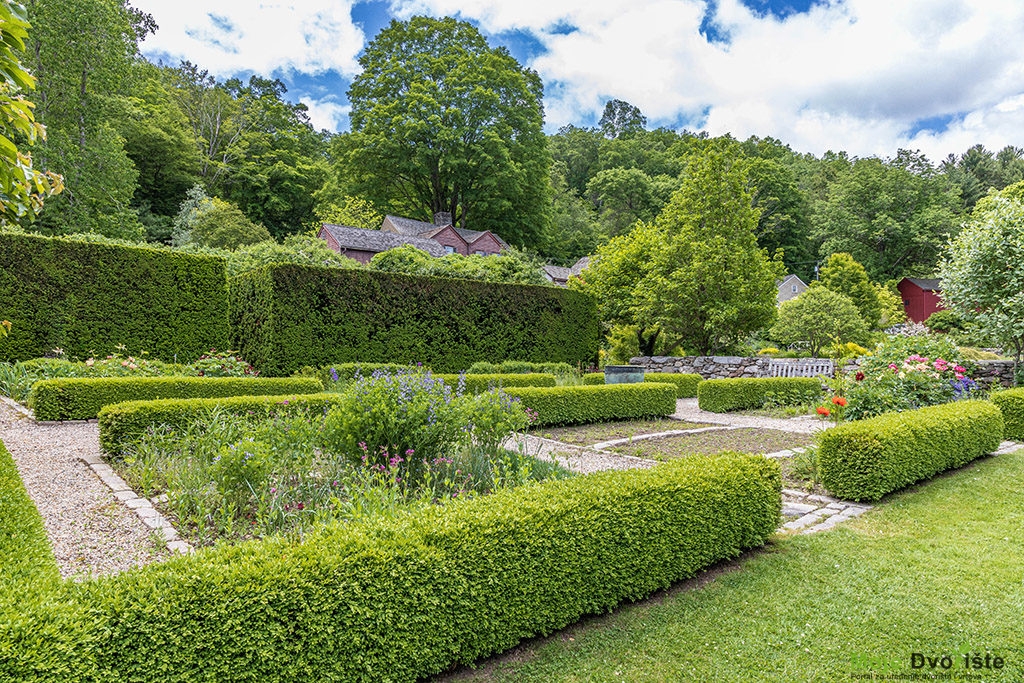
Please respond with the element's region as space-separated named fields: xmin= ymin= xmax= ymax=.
xmin=630 ymin=355 xmax=1016 ymax=387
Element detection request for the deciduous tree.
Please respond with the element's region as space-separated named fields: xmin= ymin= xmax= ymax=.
xmin=769 ymin=287 xmax=869 ymax=357
xmin=343 ymin=16 xmax=551 ymax=247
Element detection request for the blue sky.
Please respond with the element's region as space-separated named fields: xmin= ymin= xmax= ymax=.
xmin=133 ymin=0 xmax=1024 ymax=160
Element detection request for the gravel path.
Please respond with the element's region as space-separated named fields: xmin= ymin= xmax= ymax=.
xmin=0 ymin=401 xmax=166 ymax=579
xmin=509 ymin=433 xmax=658 ymax=474
xmin=672 ymin=398 xmax=833 ymax=434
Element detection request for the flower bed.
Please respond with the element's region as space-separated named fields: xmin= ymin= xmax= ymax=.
xmin=0 ymin=453 xmax=780 ymax=682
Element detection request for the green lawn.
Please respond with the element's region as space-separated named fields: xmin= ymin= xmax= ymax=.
xmin=441 ymin=449 xmax=1024 ymax=682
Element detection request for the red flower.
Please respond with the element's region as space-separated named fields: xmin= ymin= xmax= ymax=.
xmin=832 ymin=396 xmax=848 ymax=407
xmin=816 ymin=406 xmax=831 ymax=417
xmin=855 ymin=371 xmax=865 ymax=381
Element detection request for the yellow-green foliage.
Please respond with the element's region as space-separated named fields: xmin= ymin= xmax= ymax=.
xmin=580 ymin=373 xmax=702 ymax=399
xmin=697 ymin=377 xmax=822 ymax=412
xmin=643 ymin=373 xmax=702 ymax=398
xmin=0 ymin=454 xmax=780 ymax=682
xmin=31 ymin=376 xmax=324 ymax=421
xmin=432 ymin=373 xmax=556 ymax=393
xmin=991 ymin=388 xmax=1024 ymax=441
xmin=98 ymin=392 xmax=343 ymax=454
xmin=504 ymin=383 xmax=677 ymax=426
xmin=817 ymin=400 xmax=1004 ymax=501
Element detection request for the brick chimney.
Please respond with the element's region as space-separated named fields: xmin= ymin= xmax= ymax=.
xmin=433 ymin=211 xmax=452 ymax=227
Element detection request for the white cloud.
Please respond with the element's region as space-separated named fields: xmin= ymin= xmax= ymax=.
xmin=394 ymin=0 xmax=1024 ymax=158
xmin=300 ymin=97 xmax=351 ymax=132
xmin=133 ymin=1 xmax=366 ymax=77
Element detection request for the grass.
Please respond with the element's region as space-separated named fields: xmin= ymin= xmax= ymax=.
xmin=609 ymin=428 xmax=813 ymax=460
xmin=531 ymin=418 xmax=714 ymax=446
xmin=439 ymin=447 xmax=1024 ymax=682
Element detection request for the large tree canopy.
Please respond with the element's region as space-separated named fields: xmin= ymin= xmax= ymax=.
xmin=342 ymin=16 xmax=551 ymax=247
xmin=939 ymin=182 xmax=1024 ymax=381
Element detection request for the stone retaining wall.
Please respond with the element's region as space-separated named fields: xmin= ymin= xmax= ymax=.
xmin=630 ymin=355 xmax=1015 ymax=387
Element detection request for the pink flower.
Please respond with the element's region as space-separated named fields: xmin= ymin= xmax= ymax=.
xmin=954 ymin=365 xmax=966 ymax=374
xmin=889 ymin=363 xmax=899 ymax=372
xmin=955 ymin=373 xmax=964 ymax=380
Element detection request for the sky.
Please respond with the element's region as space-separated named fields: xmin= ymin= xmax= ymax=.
xmin=131 ymin=0 xmax=1024 ymax=162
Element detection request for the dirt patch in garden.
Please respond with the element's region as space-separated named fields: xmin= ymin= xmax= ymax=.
xmin=609 ymin=428 xmax=813 ymax=460
xmin=531 ymin=418 xmax=715 ymax=447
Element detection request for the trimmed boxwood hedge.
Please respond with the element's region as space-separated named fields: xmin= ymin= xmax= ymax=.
xmin=0 ymin=439 xmax=59 ymax=598
xmin=991 ymin=388 xmax=1024 ymax=441
xmin=697 ymin=377 xmax=822 ymax=413
xmin=581 ymin=372 xmax=702 ymax=398
xmin=98 ymin=392 xmax=342 ymax=454
xmin=504 ymin=383 xmax=677 ymax=426
xmin=32 ymin=376 xmax=324 ymax=421
xmin=229 ymin=264 xmax=601 ymax=376
xmin=0 ymin=453 xmax=780 ymax=682
xmin=0 ymin=232 xmax=229 ymax=363
xmin=817 ymin=400 xmax=1004 ymax=502
xmin=433 ymin=373 xmax=556 ymax=394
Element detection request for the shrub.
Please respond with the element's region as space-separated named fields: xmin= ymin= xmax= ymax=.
xmin=769 ymin=287 xmax=870 ymax=357
xmin=991 ymin=388 xmax=1024 ymax=441
xmin=643 ymin=372 xmax=702 ymax=398
xmin=32 ymin=376 xmax=324 ymax=421
xmin=503 ymin=383 xmax=677 ymax=426
xmin=0 ymin=439 xmax=59 ymax=598
xmin=0 ymin=453 xmax=780 ymax=682
xmin=697 ymin=377 xmax=823 ymax=413
xmin=229 ymin=263 xmax=600 ymax=375
xmin=99 ymin=392 xmax=344 ymax=455
xmin=582 ymin=372 xmax=604 ymax=385
xmin=322 ymin=372 xmax=478 ymax=486
xmin=467 ymin=360 xmax=578 ymax=376
xmin=844 ymin=338 xmax=979 ymax=420
xmin=817 ymin=400 xmax=1003 ymax=501
xmin=0 ymin=232 xmax=229 ymax=363
xmin=433 ymin=373 xmax=555 ymax=394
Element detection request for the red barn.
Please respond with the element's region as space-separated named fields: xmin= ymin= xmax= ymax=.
xmin=897 ymin=278 xmax=944 ymax=323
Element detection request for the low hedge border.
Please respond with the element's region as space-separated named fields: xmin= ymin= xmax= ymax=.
xmin=697 ymin=377 xmax=822 ymax=413
xmin=991 ymin=388 xmax=1024 ymax=441
xmin=0 ymin=439 xmax=60 ymax=598
xmin=30 ymin=377 xmax=324 ymax=421
xmin=98 ymin=392 xmax=343 ymax=454
xmin=433 ymin=373 xmax=556 ymax=394
xmin=504 ymin=383 xmax=677 ymax=426
xmin=0 ymin=453 xmax=781 ymax=682
xmin=817 ymin=400 xmax=1004 ymax=502
xmin=582 ymin=372 xmax=702 ymax=398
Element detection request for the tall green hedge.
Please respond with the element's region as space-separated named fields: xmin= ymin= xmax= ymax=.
xmin=817 ymin=400 xmax=1004 ymax=502
xmin=230 ymin=264 xmax=601 ymax=376
xmin=697 ymin=377 xmax=823 ymax=412
xmin=991 ymin=388 xmax=1024 ymax=441
xmin=504 ymin=383 xmax=677 ymax=426
xmin=0 ymin=453 xmax=780 ymax=682
xmin=0 ymin=232 xmax=229 ymax=363
xmin=582 ymin=372 xmax=703 ymax=398
xmin=31 ymin=376 xmax=324 ymax=421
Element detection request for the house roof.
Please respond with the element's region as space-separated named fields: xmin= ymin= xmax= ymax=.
xmin=902 ymin=277 xmax=942 ymax=291
xmin=383 ymin=215 xmax=438 ymax=236
xmin=570 ymin=257 xmax=589 ymax=274
xmin=542 ymin=265 xmax=572 ymax=282
xmin=321 ymin=224 xmax=447 ymax=257
xmin=778 ymin=274 xmax=807 ymax=287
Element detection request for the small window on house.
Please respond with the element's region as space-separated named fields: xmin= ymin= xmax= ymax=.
xmin=444 ymin=246 xmax=456 ymax=254
xmin=474 ymin=250 xmax=486 ymax=256
xmin=791 ymin=284 xmax=798 ymax=292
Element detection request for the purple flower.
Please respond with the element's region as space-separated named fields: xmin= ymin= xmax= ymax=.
xmin=330 ymin=367 xmax=339 ymax=382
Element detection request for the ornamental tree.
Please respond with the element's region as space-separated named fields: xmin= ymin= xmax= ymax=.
xmin=939 ymin=183 xmax=1024 ymax=383
xmin=633 ymin=144 xmax=784 ymax=355
xmin=817 ymin=252 xmax=882 ymax=329
xmin=769 ymin=287 xmax=869 ymax=357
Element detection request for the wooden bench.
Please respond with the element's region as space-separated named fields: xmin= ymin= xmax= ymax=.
xmin=767 ymin=359 xmax=834 ymax=378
